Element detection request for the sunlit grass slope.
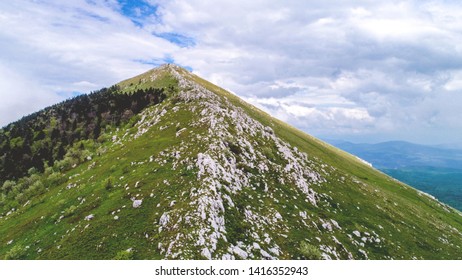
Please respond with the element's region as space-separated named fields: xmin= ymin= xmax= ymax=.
xmin=1 ymin=65 xmax=461 ymax=260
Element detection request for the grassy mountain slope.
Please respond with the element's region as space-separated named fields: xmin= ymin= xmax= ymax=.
xmin=1 ymin=64 xmax=462 ymax=260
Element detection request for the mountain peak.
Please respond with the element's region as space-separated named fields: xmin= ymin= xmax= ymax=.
xmin=150 ymin=63 xmax=189 ymax=77
xmin=117 ymin=63 xmax=189 ymax=92
xmin=1 ymin=66 xmax=462 ymax=260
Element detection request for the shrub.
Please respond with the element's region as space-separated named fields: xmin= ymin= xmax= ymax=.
xmin=63 ymin=205 xmax=77 ymax=217
xmin=15 ymin=192 xmax=26 ymax=205
xmin=46 ymin=171 xmax=67 ymax=187
xmin=114 ymin=249 xmax=134 ymax=260
xmin=80 ymin=149 xmax=92 ymax=162
xmin=104 ymin=177 xmax=114 ymax=191
xmin=4 ymin=244 xmax=26 ymax=260
xmin=262 ymin=146 xmax=276 ymax=160
xmin=55 ymin=156 xmax=74 ymax=171
xmin=1 ymin=180 xmax=15 ymax=193
xmin=97 ymin=133 xmax=110 ymax=143
xmin=25 ymin=181 xmax=45 ymax=197
xmin=96 ymin=146 xmax=107 ymax=156
xmin=127 ymin=114 xmax=141 ymax=128
xmin=27 ymin=167 xmax=39 ymax=176
xmin=6 ymin=200 xmax=19 ymax=210
xmin=300 ymin=241 xmax=322 ymax=260
xmin=43 ymin=165 xmax=54 ymax=177
xmin=22 ymin=174 xmax=41 ymax=189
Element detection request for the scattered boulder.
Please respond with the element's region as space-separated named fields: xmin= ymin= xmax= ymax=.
xmin=132 ymin=199 xmax=142 ymax=208
xmin=84 ymin=214 xmax=94 ymax=221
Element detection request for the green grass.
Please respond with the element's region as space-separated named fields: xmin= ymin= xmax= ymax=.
xmin=1 ymin=65 xmax=462 ymax=260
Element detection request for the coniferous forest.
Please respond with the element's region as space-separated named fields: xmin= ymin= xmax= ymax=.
xmin=0 ymin=86 xmax=166 ymax=185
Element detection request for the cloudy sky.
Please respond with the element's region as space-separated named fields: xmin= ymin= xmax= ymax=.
xmin=1 ymin=0 xmax=462 ymax=145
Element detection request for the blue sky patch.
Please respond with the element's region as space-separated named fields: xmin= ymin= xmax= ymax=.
xmin=155 ymin=32 xmax=196 ymax=48
xmin=133 ymin=55 xmax=174 ymax=66
xmin=133 ymin=58 xmax=165 ymax=67
xmin=117 ymin=0 xmax=158 ymax=27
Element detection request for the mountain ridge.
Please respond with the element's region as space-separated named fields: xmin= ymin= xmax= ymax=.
xmin=1 ymin=64 xmax=462 ymax=260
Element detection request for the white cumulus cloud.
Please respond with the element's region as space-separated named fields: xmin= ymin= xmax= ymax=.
xmin=2 ymin=0 xmax=462 ymax=145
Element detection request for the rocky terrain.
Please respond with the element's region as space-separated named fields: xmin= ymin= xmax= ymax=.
xmin=1 ymin=65 xmax=462 ymax=260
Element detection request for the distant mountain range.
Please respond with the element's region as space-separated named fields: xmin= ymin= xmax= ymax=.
xmin=327 ymin=140 xmax=462 ymax=211
xmin=328 ymin=140 xmax=462 ymax=170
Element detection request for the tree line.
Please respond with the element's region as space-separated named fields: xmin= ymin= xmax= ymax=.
xmin=0 ymin=86 xmax=166 ymax=184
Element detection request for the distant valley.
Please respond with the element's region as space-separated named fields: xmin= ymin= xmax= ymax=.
xmin=329 ymin=140 xmax=462 ymax=211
